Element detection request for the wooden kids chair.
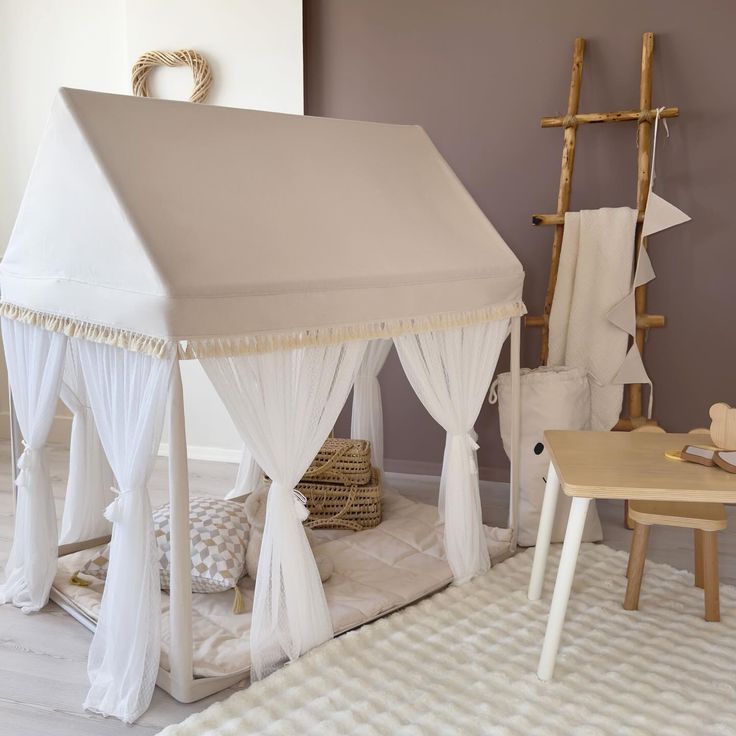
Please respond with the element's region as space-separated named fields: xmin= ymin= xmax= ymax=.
xmin=624 ymin=427 xmax=727 ymax=622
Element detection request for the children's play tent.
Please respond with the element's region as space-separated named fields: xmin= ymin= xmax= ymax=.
xmin=0 ymin=88 xmax=525 ymax=722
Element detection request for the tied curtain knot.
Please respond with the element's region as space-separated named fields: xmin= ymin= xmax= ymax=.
xmin=292 ymin=489 xmax=309 ymax=522
xmin=270 ymin=481 xmax=310 ymax=522
xmin=448 ymin=431 xmax=480 ymax=475
xmin=104 ymin=486 xmax=139 ymax=524
xmin=15 ymin=442 xmax=46 ymax=490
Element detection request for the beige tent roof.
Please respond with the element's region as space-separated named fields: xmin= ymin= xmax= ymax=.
xmin=1 ymin=88 xmax=524 ymax=356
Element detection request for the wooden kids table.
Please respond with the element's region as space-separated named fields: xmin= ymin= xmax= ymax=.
xmin=528 ymin=430 xmax=736 ymax=680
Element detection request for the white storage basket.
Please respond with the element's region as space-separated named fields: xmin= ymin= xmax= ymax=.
xmin=492 ymin=366 xmax=603 ymax=546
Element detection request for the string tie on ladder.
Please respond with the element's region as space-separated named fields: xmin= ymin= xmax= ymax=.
xmin=104 ymin=486 xmax=135 ymax=523
xmin=561 ymin=115 xmax=577 ymax=129
xmin=636 ymin=107 xmax=669 ymax=147
xmin=15 ymin=441 xmax=43 ymax=490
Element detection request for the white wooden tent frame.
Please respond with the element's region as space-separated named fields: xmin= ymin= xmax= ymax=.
xmin=9 ymin=321 xmax=522 ymax=703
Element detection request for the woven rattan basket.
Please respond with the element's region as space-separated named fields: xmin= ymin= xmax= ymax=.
xmin=299 ymin=468 xmax=382 ymax=531
xmin=303 ymin=437 xmax=372 ymax=486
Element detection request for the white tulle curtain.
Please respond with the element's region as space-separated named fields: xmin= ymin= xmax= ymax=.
xmin=228 ymin=445 xmax=264 ymax=499
xmin=77 ymin=341 xmax=173 ymax=723
xmin=59 ymin=340 xmax=114 ymax=544
xmin=394 ymin=319 xmax=509 ymax=584
xmin=0 ymin=319 xmax=66 ymax=612
xmin=201 ymin=340 xmax=367 ymax=679
xmin=351 ymin=339 xmax=392 ymax=470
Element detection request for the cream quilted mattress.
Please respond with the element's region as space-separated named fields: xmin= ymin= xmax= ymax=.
xmin=54 ymin=491 xmax=513 ymax=679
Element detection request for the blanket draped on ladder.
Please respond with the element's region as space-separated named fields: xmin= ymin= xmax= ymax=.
xmin=548 ymin=207 xmax=638 ymax=430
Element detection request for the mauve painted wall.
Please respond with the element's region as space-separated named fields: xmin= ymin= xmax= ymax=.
xmin=306 ymin=0 xmax=736 ymax=477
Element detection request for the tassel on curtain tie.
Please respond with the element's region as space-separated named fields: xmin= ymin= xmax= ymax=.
xmin=104 ymin=486 xmax=136 ymax=523
xmin=449 ymin=432 xmax=480 ymax=475
xmin=488 ymin=378 xmax=499 ymax=405
xmin=15 ymin=441 xmax=44 ymax=490
xmin=292 ymin=489 xmax=309 ymax=522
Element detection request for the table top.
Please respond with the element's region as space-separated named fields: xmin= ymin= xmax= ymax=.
xmin=544 ymin=430 xmax=736 ymax=502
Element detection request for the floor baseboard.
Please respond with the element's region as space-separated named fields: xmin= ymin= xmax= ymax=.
xmin=384 ymin=457 xmax=509 ymax=483
xmin=158 ymin=443 xmax=242 ymax=465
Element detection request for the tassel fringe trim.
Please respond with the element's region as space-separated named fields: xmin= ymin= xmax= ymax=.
xmin=0 ymin=302 xmax=175 ymax=359
xmin=232 ymin=586 xmax=246 ymax=614
xmin=69 ymin=572 xmax=91 ymax=587
xmin=0 ymin=300 xmax=526 ymax=360
xmin=182 ymin=301 xmax=527 ymax=359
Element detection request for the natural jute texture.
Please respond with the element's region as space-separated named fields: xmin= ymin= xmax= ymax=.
xmin=301 ymin=468 xmax=382 ymax=531
xmin=131 ymin=49 xmax=212 ymax=103
xmin=304 ymin=438 xmax=372 ymax=486
xmin=158 ymin=544 xmax=736 ymax=736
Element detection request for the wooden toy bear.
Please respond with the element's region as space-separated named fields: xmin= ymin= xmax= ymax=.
xmin=709 ymin=402 xmax=736 ymax=450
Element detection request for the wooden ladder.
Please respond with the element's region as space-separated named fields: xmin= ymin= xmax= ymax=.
xmin=525 ymin=32 xmax=678 ymax=430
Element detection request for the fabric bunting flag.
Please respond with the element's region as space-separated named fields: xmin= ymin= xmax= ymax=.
xmin=607 ymin=108 xmax=691 ymax=416
xmin=642 ymin=191 xmax=691 ymax=237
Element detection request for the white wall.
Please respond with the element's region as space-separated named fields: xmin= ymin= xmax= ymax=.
xmin=0 ymin=0 xmax=128 ymax=436
xmin=125 ymin=0 xmax=303 ymax=462
xmin=0 ymin=1 xmax=303 ymax=460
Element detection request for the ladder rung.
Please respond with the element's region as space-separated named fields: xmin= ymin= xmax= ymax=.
xmin=525 ymin=314 xmax=665 ymax=329
xmin=533 ymin=213 xmax=645 ymax=226
xmin=541 ymin=107 xmax=679 ymax=128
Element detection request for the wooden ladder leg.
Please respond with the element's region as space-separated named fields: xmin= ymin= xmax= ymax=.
xmin=624 ymin=522 xmax=650 ymax=610
xmin=628 ymin=31 xmax=655 ymax=422
xmin=539 ymin=37 xmax=585 ymax=365
xmin=702 ymin=531 xmax=720 ymax=622
xmin=694 ymin=528 xmax=704 ymax=589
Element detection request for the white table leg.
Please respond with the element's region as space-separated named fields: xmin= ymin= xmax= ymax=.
xmin=537 ymin=496 xmax=591 ymax=681
xmin=528 ymin=462 xmax=561 ymax=600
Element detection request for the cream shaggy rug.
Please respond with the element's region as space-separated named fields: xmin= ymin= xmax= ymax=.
xmin=159 ymin=544 xmax=736 ymax=736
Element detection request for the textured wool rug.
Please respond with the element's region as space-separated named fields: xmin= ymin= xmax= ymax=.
xmin=159 ymin=544 xmax=736 ymax=736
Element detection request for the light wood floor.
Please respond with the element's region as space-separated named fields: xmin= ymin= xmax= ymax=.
xmin=1 ymin=442 xmax=734 ymax=736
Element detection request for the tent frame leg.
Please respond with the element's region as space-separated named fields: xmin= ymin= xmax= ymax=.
xmin=9 ymin=387 xmax=21 ymax=513
xmin=166 ymin=359 xmax=195 ymax=700
xmin=508 ymin=316 xmax=522 ymax=551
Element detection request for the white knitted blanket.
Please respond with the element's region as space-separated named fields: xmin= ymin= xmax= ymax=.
xmin=159 ymin=544 xmax=736 ymax=736
xmin=548 ymin=208 xmax=638 ymax=430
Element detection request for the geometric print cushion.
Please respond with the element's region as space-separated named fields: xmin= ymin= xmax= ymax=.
xmin=80 ymin=496 xmax=249 ymax=594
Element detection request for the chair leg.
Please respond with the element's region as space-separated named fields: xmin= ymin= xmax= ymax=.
xmin=694 ymin=529 xmax=704 ymax=589
xmin=702 ymin=531 xmax=720 ymax=622
xmin=624 ymin=500 xmax=635 ymax=530
xmin=624 ymin=522 xmax=650 ymax=611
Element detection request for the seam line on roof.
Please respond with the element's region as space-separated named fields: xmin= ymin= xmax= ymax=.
xmin=0 ymin=267 xmax=523 ymax=299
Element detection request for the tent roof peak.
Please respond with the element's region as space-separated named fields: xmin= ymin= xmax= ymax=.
xmin=1 ymin=88 xmax=524 ymax=355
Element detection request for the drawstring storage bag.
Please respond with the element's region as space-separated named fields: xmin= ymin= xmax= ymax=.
xmin=491 ymin=366 xmax=603 ymax=546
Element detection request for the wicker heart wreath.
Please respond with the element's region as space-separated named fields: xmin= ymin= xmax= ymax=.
xmin=131 ymin=49 xmax=212 ymax=104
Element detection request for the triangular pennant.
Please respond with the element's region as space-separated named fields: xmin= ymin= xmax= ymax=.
xmin=642 ymin=191 xmax=691 ymax=237
xmin=633 ymin=247 xmax=656 ymax=288
xmin=606 ymin=291 xmax=636 ymax=336
xmin=611 ymin=345 xmax=651 ymax=386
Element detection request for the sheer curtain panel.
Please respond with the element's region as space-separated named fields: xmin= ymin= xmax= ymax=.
xmin=228 ymin=445 xmax=265 ymax=499
xmin=0 ymin=318 xmax=67 ymax=612
xmin=350 ymin=339 xmax=392 ymax=470
xmin=394 ymin=320 xmax=509 ymax=583
xmin=202 ymin=341 xmax=367 ymax=679
xmin=78 ymin=341 xmax=173 ymax=722
xmin=59 ymin=339 xmax=114 ymax=544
